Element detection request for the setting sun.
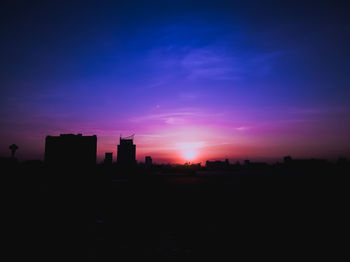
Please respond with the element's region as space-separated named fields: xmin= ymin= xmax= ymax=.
xmin=183 ymin=149 xmax=196 ymax=161
xmin=177 ymin=141 xmax=205 ymax=162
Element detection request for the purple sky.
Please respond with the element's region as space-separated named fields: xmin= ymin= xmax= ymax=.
xmin=1 ymin=0 xmax=350 ymax=163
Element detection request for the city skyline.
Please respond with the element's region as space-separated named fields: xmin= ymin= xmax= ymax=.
xmin=3 ymin=132 xmax=348 ymax=165
xmin=1 ymin=1 xmax=350 ymax=163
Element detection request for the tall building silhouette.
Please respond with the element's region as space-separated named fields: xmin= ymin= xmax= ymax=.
xmin=117 ymin=135 xmax=136 ymax=166
xmin=45 ymin=134 xmax=97 ymax=166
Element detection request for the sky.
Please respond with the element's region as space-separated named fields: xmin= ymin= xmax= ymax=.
xmin=1 ymin=0 xmax=350 ymax=163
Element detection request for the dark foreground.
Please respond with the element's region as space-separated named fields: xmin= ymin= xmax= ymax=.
xmin=7 ymin=162 xmax=348 ymax=261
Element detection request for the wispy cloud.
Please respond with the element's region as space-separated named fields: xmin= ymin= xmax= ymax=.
xmin=130 ymin=108 xmax=222 ymax=126
xmin=145 ymin=24 xmax=284 ymax=83
xmin=181 ymin=46 xmax=241 ymax=80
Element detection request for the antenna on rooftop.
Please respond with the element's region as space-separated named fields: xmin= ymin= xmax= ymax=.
xmin=120 ymin=134 xmax=135 ymax=140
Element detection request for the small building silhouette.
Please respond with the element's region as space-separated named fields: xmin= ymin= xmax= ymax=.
xmin=45 ymin=134 xmax=97 ymax=166
xmin=206 ymin=159 xmax=229 ymax=169
xmin=145 ymin=156 xmax=152 ymax=166
xmin=117 ymin=135 xmax=136 ymax=166
xmin=104 ymin=152 xmax=113 ymax=165
xmin=284 ymin=156 xmax=292 ymax=163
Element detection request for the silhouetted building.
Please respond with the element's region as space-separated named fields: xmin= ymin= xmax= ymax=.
xmin=248 ymin=162 xmax=269 ymax=169
xmin=117 ymin=135 xmax=136 ymax=166
xmin=283 ymin=158 xmax=328 ymax=169
xmin=206 ymin=159 xmax=229 ymax=169
xmin=45 ymin=134 xmax=97 ymax=167
xmin=145 ymin=156 xmax=152 ymax=166
xmin=104 ymin=152 xmax=113 ymax=165
xmin=0 ymin=156 xmax=17 ymax=166
xmin=337 ymin=157 xmax=349 ymax=166
xmin=284 ymin=156 xmax=292 ymax=163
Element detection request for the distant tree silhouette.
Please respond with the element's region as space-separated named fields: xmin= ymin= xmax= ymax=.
xmin=9 ymin=144 xmax=18 ymax=158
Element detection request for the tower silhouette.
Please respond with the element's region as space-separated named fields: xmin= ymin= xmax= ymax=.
xmin=117 ymin=135 xmax=136 ymax=166
xmin=9 ymin=144 xmax=18 ymax=158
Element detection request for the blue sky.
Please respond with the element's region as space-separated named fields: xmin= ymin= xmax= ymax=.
xmin=1 ymin=0 xmax=349 ymax=162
